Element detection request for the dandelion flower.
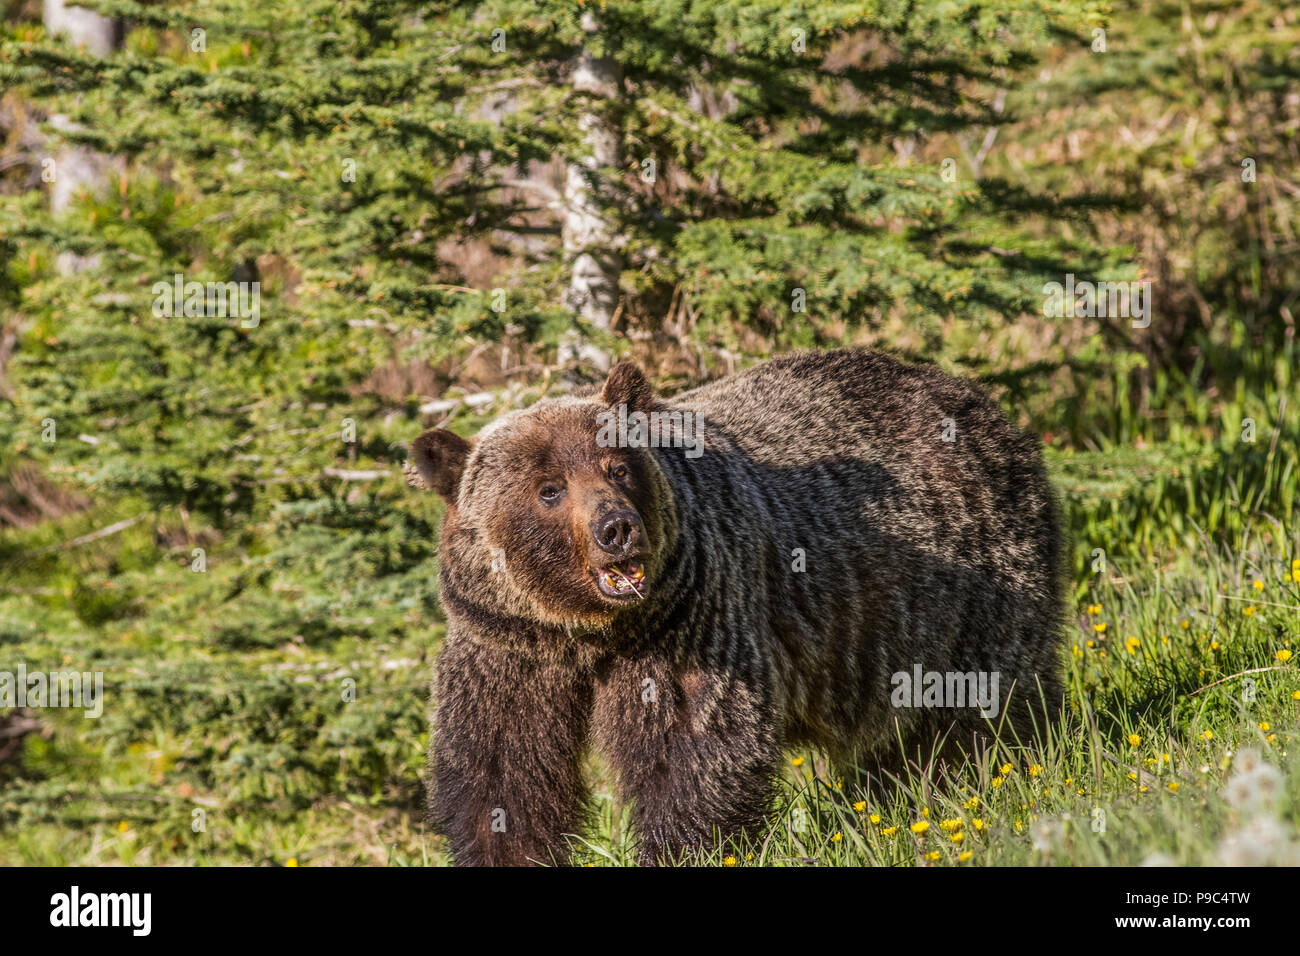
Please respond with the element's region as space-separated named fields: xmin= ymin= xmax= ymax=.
xmin=924 ymin=850 xmax=940 ymax=861
xmin=950 ymin=831 xmax=965 ymax=844
xmin=1258 ymin=722 xmax=1270 ymax=732
xmin=869 ymin=814 xmax=881 ymax=825
xmin=791 ymin=756 xmax=805 ymax=767
xmin=881 ymin=826 xmax=898 ymax=836
xmin=1223 ymin=749 xmax=1284 ymax=815
xmin=971 ymin=818 xmax=986 ymax=831
xmin=832 ymin=832 xmax=842 ymax=843
xmin=1094 ymin=622 xmax=1107 ymax=633
xmin=1277 ymin=649 xmax=1293 ymax=663
xmin=1125 ymin=637 xmax=1140 ymax=654
xmin=1128 ymin=734 xmax=1142 ymax=748
xmin=852 ymin=801 xmax=867 ymax=812
xmin=1203 ymin=730 xmax=1214 ymax=741
xmin=958 ymin=851 xmax=973 ymax=862
xmin=286 ymin=858 xmax=298 ymax=867
xmin=1028 ymin=765 xmax=1043 ymax=777
xmin=723 ymin=856 xmax=736 ymax=866
xmin=1168 ymin=782 xmax=1179 ymax=793
xmin=910 ymin=820 xmax=930 ymax=835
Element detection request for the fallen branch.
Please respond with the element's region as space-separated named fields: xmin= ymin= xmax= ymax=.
xmin=24 ymin=512 xmax=148 ymax=556
xmin=322 ymin=467 xmax=390 ymax=481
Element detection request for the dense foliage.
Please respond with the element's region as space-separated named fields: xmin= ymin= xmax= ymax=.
xmin=0 ymin=0 xmax=1296 ymax=864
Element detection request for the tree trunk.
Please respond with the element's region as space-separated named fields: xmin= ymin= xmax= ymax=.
xmin=42 ymin=0 xmax=123 ymax=55
xmin=41 ymin=0 xmax=125 ymax=273
xmin=559 ymin=11 xmax=623 ymax=374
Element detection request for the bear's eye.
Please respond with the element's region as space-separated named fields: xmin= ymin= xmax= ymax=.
xmin=538 ymin=483 xmax=565 ymax=504
xmin=609 ymin=464 xmax=629 ymax=481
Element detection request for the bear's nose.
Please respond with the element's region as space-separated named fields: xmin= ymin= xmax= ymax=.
xmin=592 ymin=509 xmax=642 ymax=555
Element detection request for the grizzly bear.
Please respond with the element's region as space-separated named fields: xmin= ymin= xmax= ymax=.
xmin=408 ymin=348 xmax=1065 ymax=866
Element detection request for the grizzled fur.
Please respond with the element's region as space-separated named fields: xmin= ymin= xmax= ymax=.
xmin=409 ymin=349 xmax=1065 ymax=866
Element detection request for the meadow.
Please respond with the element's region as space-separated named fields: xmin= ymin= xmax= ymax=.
xmin=2 ymin=367 xmax=1297 ymax=866
xmin=2 ymin=0 xmax=1299 ymax=866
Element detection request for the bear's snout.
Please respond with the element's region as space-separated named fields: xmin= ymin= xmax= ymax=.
xmin=591 ymin=507 xmax=643 ymax=557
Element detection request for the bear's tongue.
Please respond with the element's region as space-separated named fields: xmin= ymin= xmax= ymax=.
xmin=600 ymin=560 xmax=644 ymax=597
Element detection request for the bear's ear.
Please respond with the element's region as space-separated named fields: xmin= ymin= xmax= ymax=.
xmin=601 ymin=361 xmax=654 ymax=413
xmin=407 ymin=429 xmax=473 ymax=500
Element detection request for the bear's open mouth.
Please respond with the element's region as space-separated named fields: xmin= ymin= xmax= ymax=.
xmin=594 ymin=560 xmax=645 ymax=600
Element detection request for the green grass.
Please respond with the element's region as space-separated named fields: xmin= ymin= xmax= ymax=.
xmin=2 ymin=352 xmax=1298 ymax=866
xmin=2 ymin=522 xmax=1297 ymax=866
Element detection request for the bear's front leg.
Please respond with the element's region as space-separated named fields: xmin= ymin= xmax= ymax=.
xmin=592 ymin=650 xmax=781 ymax=865
xmin=430 ymin=635 xmax=592 ymax=866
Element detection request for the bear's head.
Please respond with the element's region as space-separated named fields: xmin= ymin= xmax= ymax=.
xmin=409 ymin=362 xmax=677 ymax=629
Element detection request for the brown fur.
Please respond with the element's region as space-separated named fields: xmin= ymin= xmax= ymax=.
xmin=409 ymin=349 xmax=1066 ymax=865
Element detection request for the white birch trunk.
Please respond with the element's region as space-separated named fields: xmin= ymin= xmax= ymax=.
xmin=41 ymin=0 xmax=124 ymax=274
xmin=559 ymin=11 xmax=623 ymax=373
